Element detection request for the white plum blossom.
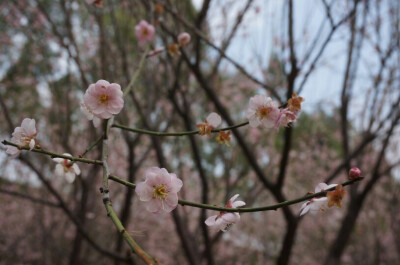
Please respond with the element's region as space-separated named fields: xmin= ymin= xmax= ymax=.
xmin=205 ymin=194 xmax=246 ymax=232
xmin=53 ymin=154 xmax=81 ymax=183
xmin=135 ymin=167 xmax=183 ymax=213
xmin=246 ymin=95 xmax=280 ymax=128
xmin=6 ymin=118 xmax=37 ymax=157
xmin=299 ymin=183 xmax=337 ymax=216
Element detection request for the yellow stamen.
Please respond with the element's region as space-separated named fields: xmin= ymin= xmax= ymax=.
xmin=99 ymin=94 xmax=109 ymax=104
xmin=153 ymin=184 xmax=168 ymax=200
xmin=256 ymin=107 xmax=271 ymax=120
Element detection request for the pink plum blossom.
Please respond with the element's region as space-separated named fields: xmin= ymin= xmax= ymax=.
xmin=53 ymin=154 xmax=81 ymax=183
xmin=6 ymin=118 xmax=37 ymax=157
xmin=299 ymin=183 xmax=337 ymax=216
xmin=205 ymin=194 xmax=246 ymax=232
xmin=135 ymin=20 xmax=155 ymax=44
xmin=246 ymin=94 xmax=280 ymax=128
xmin=178 ymin=32 xmax=191 ymax=46
xmin=135 ymin=167 xmax=183 ymax=213
xmin=83 ymin=79 xmax=124 ymax=120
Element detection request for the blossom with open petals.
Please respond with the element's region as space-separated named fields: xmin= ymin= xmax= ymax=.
xmin=53 ymin=154 xmax=81 ymax=183
xmin=197 ymin=112 xmax=222 ymax=136
xmin=135 ymin=167 xmax=183 ymax=213
xmin=246 ymin=95 xmax=280 ymax=128
xmin=327 ymin=185 xmax=346 ymax=208
xmin=83 ymin=79 xmax=124 ymax=120
xmin=6 ymin=118 xmax=37 ymax=157
xmin=135 ymin=20 xmax=155 ymax=44
xmin=299 ymin=183 xmax=337 ymax=216
xmin=205 ymin=194 xmax=246 ymax=232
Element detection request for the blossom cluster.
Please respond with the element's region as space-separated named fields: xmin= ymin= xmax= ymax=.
xmin=6 ymin=118 xmax=37 ymax=157
xmin=246 ymin=93 xmax=304 ymax=130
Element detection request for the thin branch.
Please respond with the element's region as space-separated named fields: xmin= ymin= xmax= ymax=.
xmin=80 ymin=134 xmax=103 ymax=157
xmin=109 ymin=174 xmax=363 ymax=213
xmin=0 ymin=187 xmax=60 ymax=208
xmin=1 ymin=140 xmax=103 ymax=165
xmin=112 ymin=121 xmax=249 ymax=137
xmin=297 ymin=7 xmax=357 ymax=94
xmin=162 ymin=3 xmax=281 ymax=100
xmin=100 ymin=120 xmax=159 ymax=265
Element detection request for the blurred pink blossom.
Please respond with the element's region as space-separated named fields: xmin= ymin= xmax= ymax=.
xmin=6 ymin=118 xmax=37 ymax=157
xmin=274 ymin=108 xmax=297 ymax=129
xmin=178 ymin=32 xmax=191 ymax=46
xmin=349 ymin=167 xmax=362 ymax=180
xmin=206 ymin=112 xmax=222 ymax=127
xmin=246 ymin=94 xmax=280 ymax=128
xmin=53 ymin=154 xmax=81 ymax=183
xmin=83 ymin=79 xmax=124 ymax=120
xmin=135 ymin=20 xmax=155 ymax=44
xmin=135 ymin=167 xmax=183 ymax=213
xmin=205 ymin=194 xmax=246 ymax=232
xmin=197 ymin=112 xmax=222 ymax=136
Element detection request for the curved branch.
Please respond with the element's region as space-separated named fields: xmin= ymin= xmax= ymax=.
xmin=109 ymin=174 xmax=363 ymax=213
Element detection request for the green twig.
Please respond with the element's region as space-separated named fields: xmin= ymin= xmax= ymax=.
xmin=108 ymin=174 xmax=364 ymax=213
xmin=80 ymin=134 xmax=103 ymax=157
xmin=101 ymin=121 xmax=159 ymax=265
xmin=123 ymin=47 xmax=149 ymax=97
xmin=112 ymin=121 xmax=249 ymax=137
xmin=2 ymin=140 xmax=103 ymax=165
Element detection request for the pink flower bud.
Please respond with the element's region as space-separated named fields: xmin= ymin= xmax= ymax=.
xmin=178 ymin=32 xmax=191 ymax=46
xmin=349 ymin=167 xmax=362 ymax=179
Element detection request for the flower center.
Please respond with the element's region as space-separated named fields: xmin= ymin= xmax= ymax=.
xmin=142 ymin=28 xmax=149 ymax=36
xmin=63 ymin=159 xmax=73 ymax=169
xmin=99 ymin=94 xmax=109 ymax=104
xmin=153 ymin=184 xmax=168 ymax=200
xmin=256 ymin=107 xmax=271 ymax=120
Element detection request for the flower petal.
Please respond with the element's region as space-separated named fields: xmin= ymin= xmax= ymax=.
xmin=135 ymin=182 xmax=153 ymax=201
xmin=145 ymin=199 xmax=162 ymax=213
xmin=205 ymin=215 xmax=218 ymax=226
xmin=55 ymin=164 xmax=65 ymax=177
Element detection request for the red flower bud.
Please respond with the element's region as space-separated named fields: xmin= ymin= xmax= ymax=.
xmin=349 ymin=167 xmax=362 ymax=180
